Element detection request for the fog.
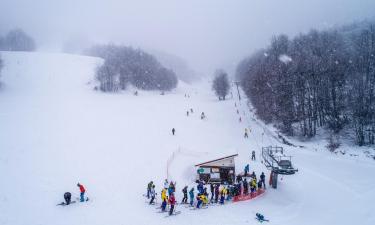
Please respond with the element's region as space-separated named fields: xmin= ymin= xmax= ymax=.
xmin=1 ymin=0 xmax=374 ymax=75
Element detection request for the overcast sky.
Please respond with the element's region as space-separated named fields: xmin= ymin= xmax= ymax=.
xmin=1 ymin=0 xmax=374 ymax=75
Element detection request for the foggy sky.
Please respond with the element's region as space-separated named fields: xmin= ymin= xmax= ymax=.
xmin=1 ymin=0 xmax=374 ymax=75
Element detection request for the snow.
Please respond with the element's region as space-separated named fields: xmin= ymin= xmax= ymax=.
xmin=0 ymin=51 xmax=375 ymax=225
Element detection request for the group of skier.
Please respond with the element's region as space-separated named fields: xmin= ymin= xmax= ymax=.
xmin=60 ymin=183 xmax=87 ymax=206
xmin=146 ymin=171 xmax=267 ymax=216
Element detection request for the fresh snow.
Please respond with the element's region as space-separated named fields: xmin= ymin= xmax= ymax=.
xmin=0 ymin=51 xmax=374 ymax=225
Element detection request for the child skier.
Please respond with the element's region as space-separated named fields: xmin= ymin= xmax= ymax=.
xmin=149 ymin=185 xmax=156 ymax=204
xmin=77 ymin=183 xmax=86 ymax=202
xmin=168 ymin=193 xmax=176 ymax=215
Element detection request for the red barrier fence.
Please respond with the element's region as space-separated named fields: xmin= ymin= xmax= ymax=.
xmin=232 ymin=189 xmax=265 ymax=202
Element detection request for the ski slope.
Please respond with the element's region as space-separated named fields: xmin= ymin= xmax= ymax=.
xmin=0 ymin=51 xmax=374 ymax=225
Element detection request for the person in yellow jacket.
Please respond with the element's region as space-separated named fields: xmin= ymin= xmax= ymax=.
xmin=200 ymin=194 xmax=209 ymax=205
xmin=161 ymin=189 xmax=168 ymax=211
xmin=250 ymin=179 xmax=257 ymax=193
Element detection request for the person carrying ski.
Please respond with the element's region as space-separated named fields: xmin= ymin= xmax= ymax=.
xmin=251 ymin=150 xmax=256 ymax=161
xmin=181 ymin=186 xmax=188 ymax=204
xmin=77 ymin=183 xmax=86 ymax=202
xmin=168 ymin=193 xmax=176 ymax=216
xmin=147 ymin=181 xmax=153 ymax=199
xmin=161 ymin=188 xmax=168 ymax=211
xmin=260 ymin=172 xmax=266 ymax=189
xmin=172 ymin=128 xmax=175 ymax=135
xmin=149 ymin=185 xmax=156 ymax=204
xmin=64 ymin=192 xmax=72 ymax=205
xmin=189 ymin=187 xmax=195 ymax=206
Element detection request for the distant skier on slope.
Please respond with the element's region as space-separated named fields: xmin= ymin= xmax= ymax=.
xmin=251 ymin=150 xmax=256 ymax=161
xmin=187 ymin=111 xmax=189 ymax=116
xmin=260 ymin=172 xmax=266 ymax=189
xmin=244 ymin=128 xmax=249 ymax=138
xmin=172 ymin=128 xmax=175 ymax=135
xmin=201 ymin=112 xmax=206 ymax=120
xmin=244 ymin=164 xmax=250 ymax=176
xmin=77 ymin=183 xmax=86 ymax=202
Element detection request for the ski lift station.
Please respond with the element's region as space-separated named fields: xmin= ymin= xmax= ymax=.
xmin=195 ymin=154 xmax=238 ymax=184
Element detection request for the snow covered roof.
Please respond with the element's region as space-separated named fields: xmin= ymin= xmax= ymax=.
xmin=195 ymin=154 xmax=238 ymax=167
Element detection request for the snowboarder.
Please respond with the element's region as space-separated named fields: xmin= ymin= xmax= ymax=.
xmin=168 ymin=193 xmax=176 ymax=215
xmin=161 ymin=188 xmax=168 ymax=211
xmin=172 ymin=128 xmax=175 ymax=136
xmin=260 ymin=172 xmax=266 ymax=189
xmin=244 ymin=164 xmax=250 ymax=176
xmin=64 ymin=192 xmax=72 ymax=205
xmin=181 ymin=186 xmax=188 ymax=204
xmin=147 ymin=181 xmax=153 ymax=199
xmin=189 ymin=187 xmax=195 ymax=206
xmin=251 ymin=150 xmax=256 ymax=161
xmin=77 ymin=183 xmax=86 ymax=202
xmin=149 ymin=185 xmax=156 ymax=204
xmin=244 ymin=128 xmax=249 ymax=138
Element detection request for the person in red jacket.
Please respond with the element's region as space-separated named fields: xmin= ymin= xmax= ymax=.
xmin=77 ymin=183 xmax=86 ymax=202
xmin=168 ymin=193 xmax=176 ymax=215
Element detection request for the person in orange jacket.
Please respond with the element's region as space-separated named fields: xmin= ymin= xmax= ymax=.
xmin=77 ymin=183 xmax=86 ymax=202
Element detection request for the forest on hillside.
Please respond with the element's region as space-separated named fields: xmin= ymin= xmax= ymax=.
xmin=236 ymin=21 xmax=375 ymax=146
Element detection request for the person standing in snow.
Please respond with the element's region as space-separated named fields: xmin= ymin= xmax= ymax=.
xmin=189 ymin=187 xmax=195 ymax=206
xmin=201 ymin=112 xmax=205 ymax=120
xmin=163 ymin=179 xmax=169 ymax=189
xmin=181 ymin=186 xmax=188 ymax=204
xmin=172 ymin=128 xmax=175 ymax=135
xmin=214 ymin=184 xmax=220 ymax=203
xmin=187 ymin=111 xmax=189 ymax=116
xmin=190 ymin=108 xmax=193 ymax=113
xmin=64 ymin=192 xmax=72 ymax=205
xmin=244 ymin=164 xmax=250 ymax=176
xmin=149 ymin=185 xmax=156 ymax=204
xmin=77 ymin=183 xmax=86 ymax=202
xmin=243 ymin=178 xmax=249 ymax=195
xmin=260 ymin=172 xmax=266 ymax=189
xmin=168 ymin=193 xmax=176 ymax=215
xmin=210 ymin=183 xmax=214 ymax=202
xmin=251 ymin=150 xmax=256 ymax=161
xmin=161 ymin=188 xmax=168 ymax=211
xmin=244 ymin=128 xmax=249 ymax=138
xmin=147 ymin=181 xmax=153 ymax=199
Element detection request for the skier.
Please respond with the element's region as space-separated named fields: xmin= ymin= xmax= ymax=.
xmin=251 ymin=171 xmax=257 ymax=180
xmin=186 ymin=111 xmax=189 ymax=116
xmin=244 ymin=164 xmax=250 ymax=176
xmin=251 ymin=150 xmax=256 ymax=161
xmin=64 ymin=192 xmax=72 ymax=205
xmin=214 ymin=184 xmax=220 ymax=203
xmin=149 ymin=185 xmax=156 ymax=204
xmin=244 ymin=128 xmax=249 ymax=138
xmin=197 ymin=181 xmax=204 ymax=194
xmin=219 ymin=187 xmax=226 ymax=204
xmin=260 ymin=172 xmax=266 ymax=189
xmin=201 ymin=112 xmax=205 ymax=120
xmin=161 ymin=188 xmax=168 ymax=211
xmin=147 ymin=181 xmax=153 ymax=199
xmin=181 ymin=186 xmax=188 ymax=204
xmin=189 ymin=187 xmax=195 ymax=206
xmin=190 ymin=108 xmax=193 ymax=113
xmin=239 ymin=117 xmax=242 ymax=122
xmin=168 ymin=193 xmax=176 ymax=216
xmin=196 ymin=195 xmax=203 ymax=208
xmin=243 ymin=178 xmax=249 ymax=194
xmin=77 ymin=183 xmax=86 ymax=202
xmin=210 ymin=183 xmax=214 ymax=202
xmin=172 ymin=128 xmax=175 ymax=136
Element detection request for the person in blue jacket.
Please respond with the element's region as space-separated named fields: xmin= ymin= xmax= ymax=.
xmin=189 ymin=187 xmax=195 ymax=206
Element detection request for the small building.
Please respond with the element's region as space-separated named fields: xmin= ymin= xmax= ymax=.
xmin=195 ymin=154 xmax=238 ymax=184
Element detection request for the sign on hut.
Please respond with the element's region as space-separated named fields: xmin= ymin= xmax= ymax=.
xmin=195 ymin=154 xmax=238 ymax=184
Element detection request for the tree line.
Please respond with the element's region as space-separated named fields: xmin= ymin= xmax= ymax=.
xmin=236 ymin=21 xmax=375 ymax=146
xmin=87 ymin=45 xmax=178 ymax=92
xmin=0 ymin=29 xmax=36 ymax=51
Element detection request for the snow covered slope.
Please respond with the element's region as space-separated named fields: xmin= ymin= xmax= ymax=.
xmin=0 ymin=51 xmax=374 ymax=225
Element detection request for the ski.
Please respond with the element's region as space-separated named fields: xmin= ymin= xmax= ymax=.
xmin=164 ymin=211 xmax=181 ymax=217
xmin=56 ymin=200 xmax=76 ymax=206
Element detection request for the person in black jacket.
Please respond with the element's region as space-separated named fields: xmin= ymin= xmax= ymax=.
xmin=64 ymin=192 xmax=71 ymax=205
xmin=181 ymin=186 xmax=188 ymax=204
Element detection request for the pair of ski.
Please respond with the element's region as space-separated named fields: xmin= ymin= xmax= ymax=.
xmin=56 ymin=197 xmax=90 ymax=206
